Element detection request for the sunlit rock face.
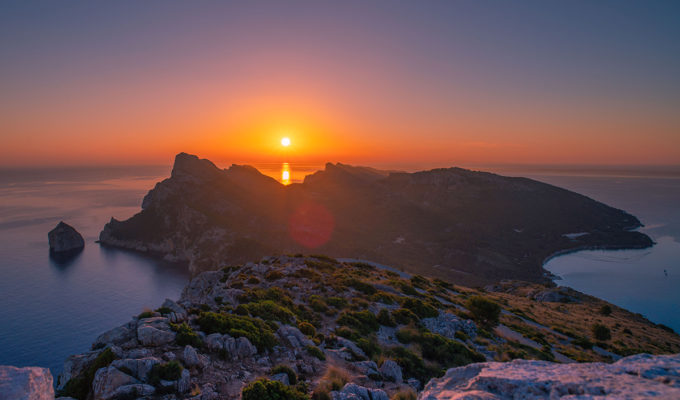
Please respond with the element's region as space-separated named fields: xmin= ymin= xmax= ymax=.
xmin=99 ymin=152 xmax=652 ymax=285
xmin=0 ymin=366 xmax=54 ymax=400
xmin=48 ymin=221 xmax=84 ymax=253
xmin=419 ymin=353 xmax=680 ymax=400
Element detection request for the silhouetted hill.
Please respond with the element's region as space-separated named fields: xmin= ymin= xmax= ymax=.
xmin=100 ymin=153 xmax=652 ymax=285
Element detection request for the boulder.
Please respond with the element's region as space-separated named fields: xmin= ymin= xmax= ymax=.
xmin=177 ymin=369 xmax=191 ymax=393
xmin=271 ymin=372 xmax=290 ymax=385
xmin=419 ymin=353 xmax=680 ymax=400
xmin=205 ymin=333 xmax=224 ymax=351
xmin=352 ymin=361 xmax=379 ymax=377
xmin=331 ymin=383 xmax=389 ymax=400
xmin=235 ymin=337 xmax=258 ymax=358
xmin=93 ymin=323 xmax=134 ymax=348
xmin=161 ymin=298 xmax=188 ymax=323
xmin=111 ymin=357 xmax=161 ymax=381
xmin=379 ymin=360 xmax=402 ymax=383
xmin=57 ymin=351 xmax=101 ymax=390
xmin=48 ymin=221 xmax=85 ymax=253
xmin=92 ymin=366 xmax=138 ymax=400
xmin=335 ymin=336 xmax=367 ymax=359
xmin=421 ymin=312 xmax=477 ymax=339
xmin=183 ymin=345 xmax=201 ymax=368
xmin=0 ymin=366 xmax=53 ymax=400
xmin=137 ymin=317 xmax=176 ymax=346
xmin=277 ymin=325 xmax=315 ymax=349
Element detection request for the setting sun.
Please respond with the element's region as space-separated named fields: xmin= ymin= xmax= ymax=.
xmin=281 ymin=137 xmax=291 ymax=147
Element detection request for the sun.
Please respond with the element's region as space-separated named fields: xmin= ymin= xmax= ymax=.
xmin=281 ymin=137 xmax=291 ymax=147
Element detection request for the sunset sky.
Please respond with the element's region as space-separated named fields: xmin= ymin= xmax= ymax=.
xmin=1 ymin=1 xmax=679 ymax=167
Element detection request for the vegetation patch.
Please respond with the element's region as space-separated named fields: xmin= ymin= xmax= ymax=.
xmin=245 ymin=300 xmax=296 ymax=323
xmin=57 ymin=348 xmax=117 ymax=400
xmin=172 ymin=322 xmax=203 ymax=347
xmin=197 ymin=311 xmax=277 ymax=350
xmin=271 ymin=364 xmax=298 ymax=385
xmin=337 ymin=310 xmax=379 ymax=334
xmin=242 ymin=378 xmax=309 ymax=400
xmin=466 ymin=296 xmax=501 ymax=328
xmin=147 ymin=361 xmax=183 ymax=386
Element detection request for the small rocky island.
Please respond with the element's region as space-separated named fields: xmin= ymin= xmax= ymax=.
xmin=48 ymin=221 xmax=85 ymax=254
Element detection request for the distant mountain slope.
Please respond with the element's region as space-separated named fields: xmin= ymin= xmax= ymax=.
xmin=99 ymin=153 xmax=652 ymax=285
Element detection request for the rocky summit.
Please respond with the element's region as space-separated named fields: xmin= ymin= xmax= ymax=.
xmin=99 ymin=153 xmax=652 ymax=286
xmin=420 ymin=353 xmax=680 ymax=399
xmin=48 ymin=221 xmax=85 ymax=253
xmin=50 ymin=255 xmax=679 ymax=400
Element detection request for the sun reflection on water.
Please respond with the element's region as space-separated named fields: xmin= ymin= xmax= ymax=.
xmin=281 ymin=162 xmax=291 ymax=185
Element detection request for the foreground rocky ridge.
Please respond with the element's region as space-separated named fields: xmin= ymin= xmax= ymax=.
xmin=52 ymin=255 xmax=680 ymax=400
xmin=99 ymin=153 xmax=652 ymax=285
xmin=421 ymin=353 xmax=680 ymax=399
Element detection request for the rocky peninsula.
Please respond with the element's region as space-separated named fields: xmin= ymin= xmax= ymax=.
xmin=98 ymin=153 xmax=652 ymax=286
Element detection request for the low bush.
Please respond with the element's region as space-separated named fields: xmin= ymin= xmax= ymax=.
xmin=386 ymin=346 xmax=440 ymax=383
xmin=265 ymin=271 xmax=285 ymax=281
xmin=400 ymin=298 xmax=438 ymax=319
xmin=138 ymin=310 xmax=154 ymax=319
xmin=271 ymin=364 xmax=298 ymax=385
xmin=572 ymin=336 xmax=593 ymax=349
xmin=147 ymin=361 xmax=183 ymax=386
xmin=599 ymin=304 xmax=612 ymax=316
xmin=298 ymin=321 xmax=316 ymax=336
xmin=344 ymin=278 xmax=377 ymax=295
xmin=337 ymin=310 xmax=379 ymax=334
xmin=592 ymin=324 xmax=611 ymax=341
xmin=356 ymin=337 xmax=382 ymax=359
xmin=309 ymin=295 xmax=329 ymax=313
xmin=242 ymin=378 xmax=309 ymax=400
xmin=197 ymin=312 xmax=277 ymax=350
xmin=326 ymin=297 xmax=348 ymax=309
xmin=312 ymin=367 xmax=349 ymax=400
xmin=245 ymin=300 xmax=296 ymax=323
xmin=392 ymin=308 xmax=419 ymax=325
xmin=465 ymin=296 xmax=501 ymax=328
xmin=377 ymin=308 xmax=397 ymax=327
xmin=172 ymin=322 xmax=203 ymax=347
xmin=306 ymin=345 xmax=326 ymax=360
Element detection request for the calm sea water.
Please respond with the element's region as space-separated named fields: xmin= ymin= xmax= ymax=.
xmin=0 ymin=163 xmax=678 ymax=377
xmin=0 ymin=166 xmax=190 ymax=376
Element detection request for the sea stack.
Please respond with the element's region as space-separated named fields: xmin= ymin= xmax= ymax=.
xmin=48 ymin=221 xmax=85 ymax=253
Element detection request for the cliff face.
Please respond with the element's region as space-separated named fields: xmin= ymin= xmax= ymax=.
xmin=100 ymin=153 xmax=652 ymax=285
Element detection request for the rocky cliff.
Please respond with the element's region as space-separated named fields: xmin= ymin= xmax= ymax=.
xmin=99 ymin=153 xmax=652 ymax=285
xmin=53 ymin=255 xmax=679 ymax=400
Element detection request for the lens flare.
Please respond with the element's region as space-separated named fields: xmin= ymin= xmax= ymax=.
xmin=281 ymin=137 xmax=291 ymax=147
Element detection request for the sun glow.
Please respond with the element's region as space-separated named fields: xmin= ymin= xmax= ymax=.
xmin=281 ymin=137 xmax=291 ymax=147
xmin=281 ymin=162 xmax=291 ymax=185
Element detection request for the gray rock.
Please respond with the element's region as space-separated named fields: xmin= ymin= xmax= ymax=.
xmin=335 ymin=336 xmax=367 ymax=359
xmin=48 ymin=221 xmax=84 ymax=253
xmin=379 ymin=360 xmax=402 ymax=383
xmin=57 ymin=350 xmax=101 ymax=390
xmin=421 ymin=312 xmax=476 ymax=339
xmin=205 ymin=333 xmax=224 ymax=351
xmin=419 ymin=353 xmax=680 ymax=400
xmin=271 ymin=372 xmax=290 ymax=385
xmin=93 ymin=323 xmax=134 ymax=348
xmin=331 ymin=383 xmax=389 ymax=400
xmin=406 ymin=378 xmax=420 ymax=391
xmin=532 ymin=288 xmax=578 ymax=303
xmin=111 ymin=357 xmax=161 ymax=381
xmin=162 ymin=298 xmax=188 ymax=323
xmin=177 ymin=369 xmax=191 ymax=393
xmin=277 ymin=325 xmax=315 ymax=349
xmin=235 ymin=337 xmax=258 ymax=358
xmin=92 ymin=366 xmax=138 ymax=400
xmin=352 ymin=361 xmax=379 ymax=377
xmin=183 ymin=345 xmax=201 ymax=367
xmin=0 ymin=366 xmax=53 ymax=400
xmin=111 ymin=384 xmax=155 ymax=398
xmin=137 ymin=317 xmax=176 ymax=346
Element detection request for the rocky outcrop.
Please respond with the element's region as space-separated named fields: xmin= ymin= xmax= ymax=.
xmin=419 ymin=353 xmax=680 ymax=400
xmin=48 ymin=221 xmax=84 ymax=253
xmin=0 ymin=366 xmax=53 ymax=400
xmin=421 ymin=312 xmax=477 ymax=340
xmin=379 ymin=360 xmax=403 ymax=383
xmin=136 ymin=317 xmax=176 ymax=346
xmin=332 ymin=383 xmax=389 ymax=400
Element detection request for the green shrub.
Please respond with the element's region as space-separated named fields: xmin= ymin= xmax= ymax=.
xmin=309 ymin=295 xmax=329 ymax=313
xmin=386 ymin=346 xmax=440 ymax=383
xmin=392 ymin=308 xmax=420 ymax=325
xmin=377 ymin=309 xmax=397 ymax=327
xmin=172 ymin=322 xmax=203 ymax=347
xmin=265 ymin=271 xmax=285 ymax=281
xmin=454 ymin=331 xmax=469 ymax=341
xmin=465 ymin=296 xmax=501 ymax=328
xmin=239 ymin=287 xmax=294 ymax=307
xmin=400 ymin=298 xmax=438 ymax=319
xmin=371 ymin=292 xmax=396 ymax=305
xmin=599 ymin=305 xmax=613 ymax=316
xmin=298 ymin=321 xmax=316 ymax=336
xmin=245 ymin=300 xmax=296 ymax=323
xmin=247 ymin=277 xmax=261 ymax=284
xmin=242 ymin=378 xmax=309 ymax=400
xmin=356 ymin=337 xmax=382 ymax=359
xmin=197 ymin=312 xmax=277 ymax=350
xmin=592 ymin=324 xmax=611 ymax=341
xmin=271 ymin=364 xmax=298 ymax=385
xmin=337 ymin=310 xmax=379 ymax=334
xmin=57 ymin=348 xmax=116 ymax=400
xmin=335 ymin=327 xmax=360 ymax=341
xmin=147 ymin=361 xmax=183 ymax=386
xmin=156 ymin=306 xmax=173 ymax=315
xmin=326 ymin=297 xmax=348 ymax=309
xmin=306 ymin=345 xmax=326 ymax=360
xmin=306 ymin=260 xmax=336 ymax=272
xmin=410 ymin=275 xmax=430 ymax=289
xmin=138 ymin=310 xmax=154 ymax=319
xmin=344 ymin=278 xmax=377 ymax=295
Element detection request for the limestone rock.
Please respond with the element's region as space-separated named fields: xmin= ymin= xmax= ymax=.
xmin=57 ymin=350 xmax=101 ymax=390
xmin=421 ymin=312 xmax=476 ymax=339
xmin=93 ymin=322 xmax=135 ymax=348
xmin=352 ymin=361 xmax=379 ymax=377
xmin=48 ymin=221 xmax=85 ymax=254
xmin=92 ymin=366 xmax=138 ymax=400
xmin=111 ymin=357 xmax=161 ymax=381
xmin=379 ymin=360 xmax=402 ymax=383
xmin=271 ymin=372 xmax=290 ymax=385
xmin=277 ymin=325 xmax=315 ymax=349
xmin=137 ymin=317 xmax=176 ymax=346
xmin=0 ymin=366 xmax=54 ymax=400
xmin=183 ymin=345 xmax=201 ymax=367
xmin=419 ymin=353 xmax=680 ymax=400
xmin=331 ymin=383 xmax=389 ymax=400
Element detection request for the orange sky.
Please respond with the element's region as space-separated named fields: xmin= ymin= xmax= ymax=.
xmin=1 ymin=2 xmax=679 ymax=167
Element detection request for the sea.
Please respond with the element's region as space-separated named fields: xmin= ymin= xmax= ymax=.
xmin=0 ymin=163 xmax=678 ymax=377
